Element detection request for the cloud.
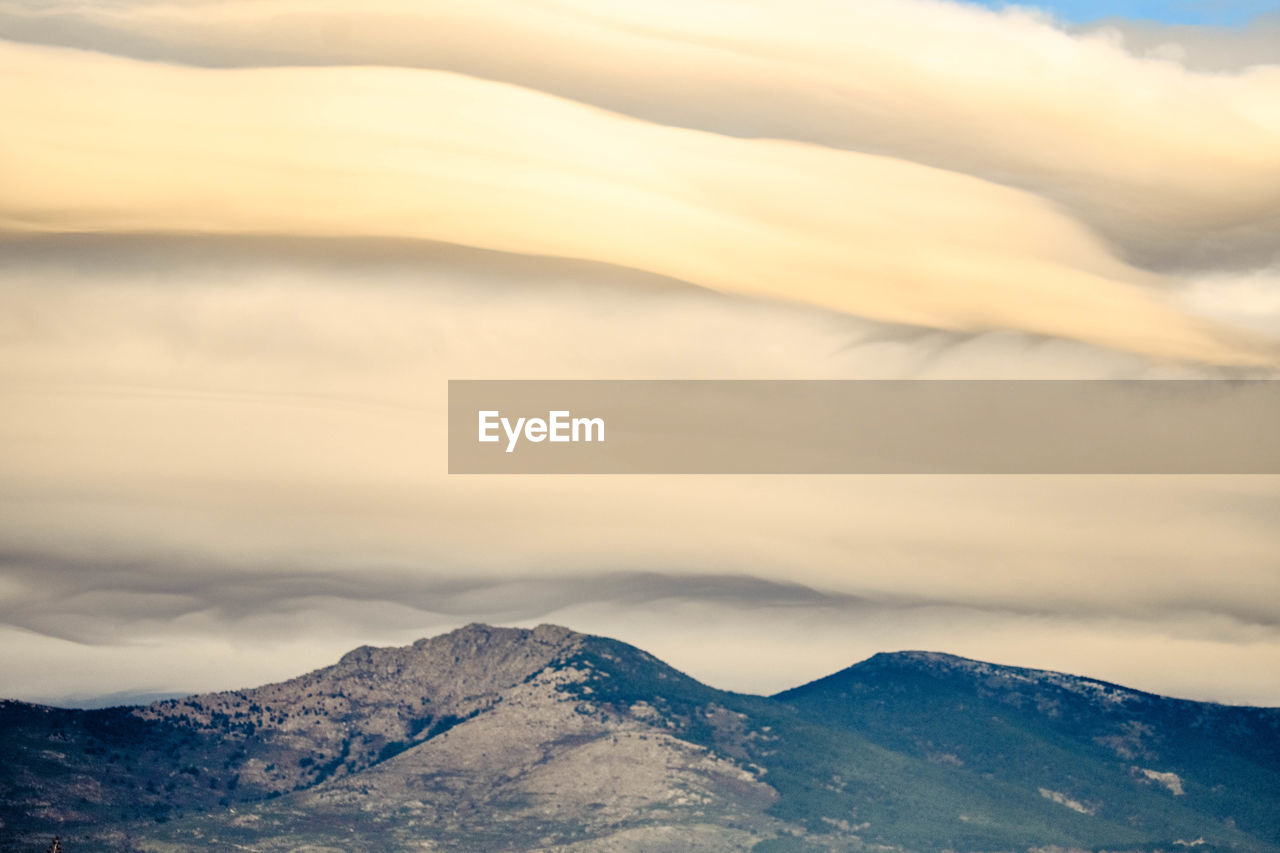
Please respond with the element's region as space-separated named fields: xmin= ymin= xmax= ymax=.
xmin=1 ymin=0 xmax=1278 ymax=708
xmin=1178 ymin=264 xmax=1280 ymax=337
xmin=1 ymin=241 xmax=1277 ymax=707
xmin=7 ymin=543 xmax=1280 ymax=648
xmin=4 ymin=551 xmax=1280 ymax=705
xmin=1 ymin=42 xmax=1273 ymax=366
xmin=1078 ymin=13 xmax=1280 ymax=72
xmin=1 ymin=0 xmax=1278 ymax=272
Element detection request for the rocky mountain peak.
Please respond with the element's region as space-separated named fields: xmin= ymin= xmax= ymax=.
xmin=5 ymin=626 xmax=1280 ymax=852
xmin=280 ymin=623 xmax=570 ymax=696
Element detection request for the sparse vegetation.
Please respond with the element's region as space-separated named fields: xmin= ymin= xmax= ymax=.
xmin=2 ymin=625 xmax=1278 ymax=852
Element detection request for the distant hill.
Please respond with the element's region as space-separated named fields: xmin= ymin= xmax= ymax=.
xmin=2 ymin=624 xmax=1277 ymax=851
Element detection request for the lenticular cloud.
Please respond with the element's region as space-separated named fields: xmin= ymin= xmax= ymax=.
xmin=2 ymin=0 xmax=1280 ymax=705
xmin=0 ymin=34 xmax=1275 ymax=365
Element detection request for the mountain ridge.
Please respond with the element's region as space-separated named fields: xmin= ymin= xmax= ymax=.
xmin=3 ymin=623 xmax=1278 ymax=852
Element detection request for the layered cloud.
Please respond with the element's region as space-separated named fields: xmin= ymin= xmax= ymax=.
xmin=2 ymin=0 xmax=1279 ymax=271
xmin=1 ymin=0 xmax=1278 ymax=704
xmin=2 ymin=243 xmax=1278 ymax=702
xmin=4 ymin=40 xmax=1273 ymax=365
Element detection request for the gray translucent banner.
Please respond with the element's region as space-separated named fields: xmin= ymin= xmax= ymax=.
xmin=448 ymin=380 xmax=1280 ymax=474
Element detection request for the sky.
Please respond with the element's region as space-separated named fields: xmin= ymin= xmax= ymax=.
xmin=1 ymin=0 xmax=1279 ymax=707
xmin=974 ymin=0 xmax=1275 ymax=26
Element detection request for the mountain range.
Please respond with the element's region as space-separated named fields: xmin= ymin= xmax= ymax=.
xmin=2 ymin=623 xmax=1278 ymax=852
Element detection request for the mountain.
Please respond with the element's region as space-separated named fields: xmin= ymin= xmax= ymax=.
xmin=778 ymin=652 xmax=1280 ymax=844
xmin=1 ymin=625 xmax=1277 ymax=852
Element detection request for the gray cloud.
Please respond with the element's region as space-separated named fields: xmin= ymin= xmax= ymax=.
xmin=7 ymin=546 xmax=1280 ymax=647
xmin=4 ymin=545 xmax=1280 ymax=706
xmin=1078 ymin=13 xmax=1280 ymax=72
xmin=0 ymin=550 xmax=860 ymax=641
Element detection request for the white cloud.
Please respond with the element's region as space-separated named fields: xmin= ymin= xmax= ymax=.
xmin=2 ymin=0 xmax=1278 ymax=269
xmin=0 ymin=41 xmax=1272 ymax=365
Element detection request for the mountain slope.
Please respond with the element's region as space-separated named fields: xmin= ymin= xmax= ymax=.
xmin=775 ymin=651 xmax=1280 ymax=849
xmin=2 ymin=626 xmax=1278 ymax=852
